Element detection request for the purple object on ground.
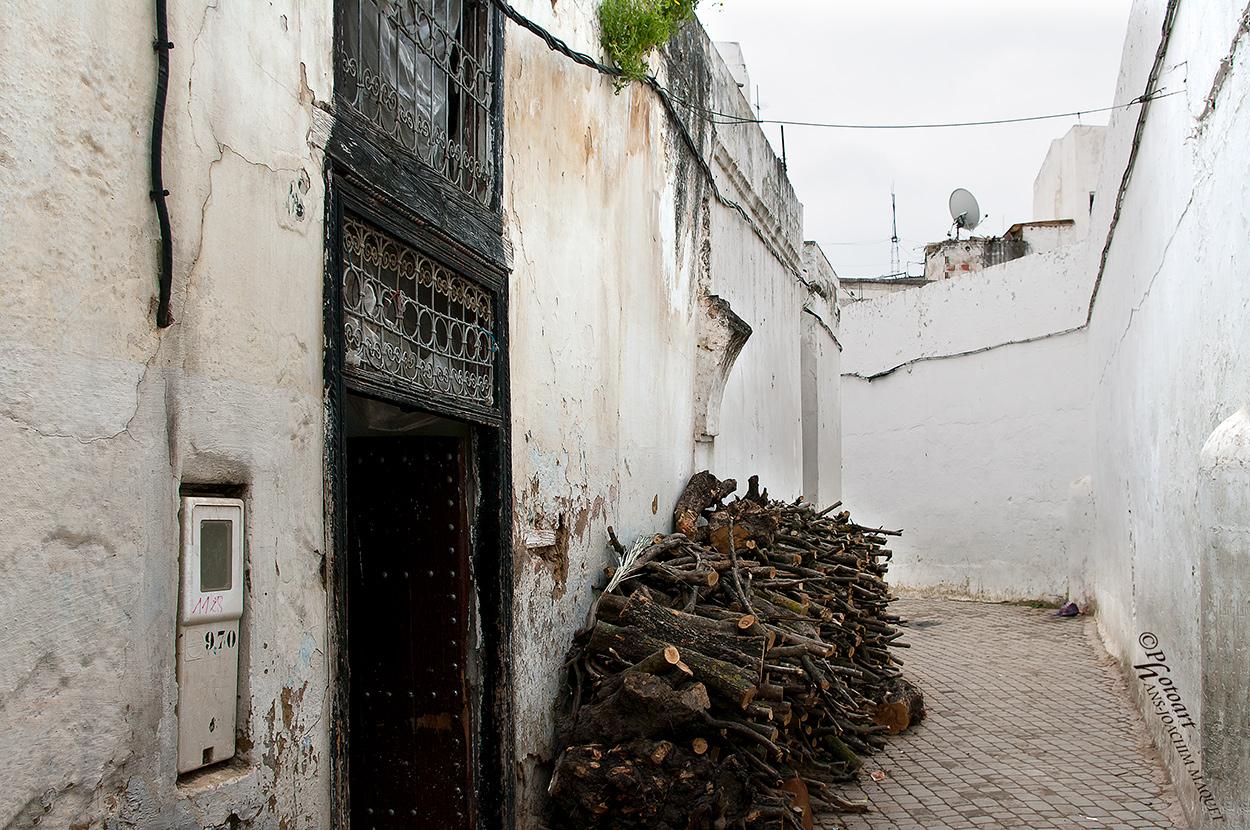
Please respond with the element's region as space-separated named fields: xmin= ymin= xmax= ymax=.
xmin=1053 ymin=601 xmax=1080 ymax=617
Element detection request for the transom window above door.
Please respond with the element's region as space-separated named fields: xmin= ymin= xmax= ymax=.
xmin=341 ymin=213 xmax=498 ymax=414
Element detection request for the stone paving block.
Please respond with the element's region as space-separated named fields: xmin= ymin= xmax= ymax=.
xmin=818 ymin=598 xmax=1188 ymax=830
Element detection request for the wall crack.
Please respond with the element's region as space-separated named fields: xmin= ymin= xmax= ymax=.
xmin=1096 ymin=191 xmax=1195 ymax=387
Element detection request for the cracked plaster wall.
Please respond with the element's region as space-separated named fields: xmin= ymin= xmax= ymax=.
xmin=501 ymin=3 xmax=833 ymax=825
xmin=1 ymin=2 xmax=331 ymax=828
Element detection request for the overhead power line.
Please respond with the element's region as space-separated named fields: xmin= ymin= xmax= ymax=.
xmin=670 ymin=89 xmax=1184 ymax=130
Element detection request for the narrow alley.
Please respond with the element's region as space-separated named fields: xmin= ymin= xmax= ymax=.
xmin=4 ymin=1 xmax=1250 ymax=827
xmin=825 ymin=598 xmax=1186 ymax=830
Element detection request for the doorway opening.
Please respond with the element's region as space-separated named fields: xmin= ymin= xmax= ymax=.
xmin=343 ymin=393 xmax=481 ymax=829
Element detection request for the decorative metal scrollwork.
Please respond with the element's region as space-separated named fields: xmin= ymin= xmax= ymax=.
xmin=342 ymin=214 xmax=496 ymax=407
xmin=338 ymin=0 xmax=495 ymax=205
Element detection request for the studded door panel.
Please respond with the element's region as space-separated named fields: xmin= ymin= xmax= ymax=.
xmin=347 ymin=435 xmax=473 ymax=829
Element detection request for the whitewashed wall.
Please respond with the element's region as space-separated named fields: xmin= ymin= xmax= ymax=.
xmin=0 ymin=2 xmax=332 ymax=828
xmin=841 ymin=1 xmax=1250 ymax=824
xmin=801 ymin=242 xmax=842 ymax=508
xmin=1016 ymin=219 xmax=1076 ymax=254
xmin=1087 ymin=2 xmax=1250 ymax=826
xmin=1032 ymin=124 xmax=1106 ymax=236
xmin=841 ymin=245 xmax=1094 ymax=602
xmin=501 ymin=4 xmax=836 ymax=823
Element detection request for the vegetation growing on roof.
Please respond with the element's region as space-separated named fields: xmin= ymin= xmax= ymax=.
xmin=599 ymin=0 xmax=699 ymax=90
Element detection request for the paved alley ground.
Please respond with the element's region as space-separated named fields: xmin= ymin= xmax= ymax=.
xmin=822 ymin=598 xmax=1187 ymax=830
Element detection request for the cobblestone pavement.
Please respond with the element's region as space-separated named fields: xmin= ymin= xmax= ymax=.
xmin=821 ymin=598 xmax=1187 ymax=830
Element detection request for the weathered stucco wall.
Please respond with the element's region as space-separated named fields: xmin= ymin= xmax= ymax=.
xmin=502 ymin=4 xmax=699 ymax=814
xmin=801 ymin=242 xmax=842 ymax=509
xmin=501 ymin=3 xmax=836 ymax=823
xmin=0 ymin=2 xmax=331 ymax=827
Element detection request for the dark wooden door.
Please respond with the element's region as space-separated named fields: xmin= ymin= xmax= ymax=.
xmin=347 ymin=435 xmax=474 ymax=829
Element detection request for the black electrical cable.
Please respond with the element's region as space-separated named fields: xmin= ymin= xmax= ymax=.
xmin=490 ymin=0 xmax=810 ymax=284
xmin=665 ymin=91 xmax=1184 ymax=130
xmin=151 ymin=0 xmax=174 ymax=328
xmin=1086 ymin=0 xmax=1182 ymax=324
xmin=489 ymin=0 xmax=621 ymax=79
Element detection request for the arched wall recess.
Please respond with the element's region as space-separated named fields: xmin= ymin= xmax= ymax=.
xmin=693 ymin=294 xmax=752 ymax=441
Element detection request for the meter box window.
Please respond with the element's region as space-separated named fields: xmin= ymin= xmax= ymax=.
xmin=176 ymin=497 xmax=245 ymax=774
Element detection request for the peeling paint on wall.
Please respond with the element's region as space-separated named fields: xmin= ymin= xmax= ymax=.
xmin=502 ymin=6 xmax=837 ymax=827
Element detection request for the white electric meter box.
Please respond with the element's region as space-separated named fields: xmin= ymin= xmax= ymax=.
xmin=176 ymin=497 xmax=245 ymax=774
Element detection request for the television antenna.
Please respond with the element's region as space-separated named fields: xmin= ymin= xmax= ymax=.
xmin=890 ymin=185 xmax=901 ymax=277
xmin=948 ymin=188 xmax=981 ymax=239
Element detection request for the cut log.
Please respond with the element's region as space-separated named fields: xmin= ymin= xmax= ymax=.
xmin=874 ymin=676 xmax=925 ymax=732
xmin=586 ymin=621 xmax=759 ymax=709
xmin=779 ymin=777 xmax=814 ymax=830
xmin=558 ymin=671 xmax=710 ymax=747
xmin=673 ymin=471 xmax=737 ymax=540
xmin=642 ymin=561 xmax=720 ymax=587
xmin=595 ymin=592 xmax=629 ymax=622
xmin=709 ymin=521 xmax=752 ymax=556
xmin=707 ymin=499 xmax=778 ymax=551
xmin=548 ymin=739 xmax=752 ymax=830
xmin=598 ymin=645 xmax=683 ymax=698
xmin=615 ymin=594 xmax=766 ymax=677
xmin=870 ymin=701 xmax=910 ymax=735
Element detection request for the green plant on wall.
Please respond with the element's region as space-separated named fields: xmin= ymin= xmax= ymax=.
xmin=599 ymin=0 xmax=700 ymax=90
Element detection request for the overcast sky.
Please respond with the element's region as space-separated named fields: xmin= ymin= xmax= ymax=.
xmin=697 ymin=0 xmax=1133 ymax=278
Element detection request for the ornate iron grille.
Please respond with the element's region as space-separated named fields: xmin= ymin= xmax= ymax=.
xmin=342 ymin=214 xmax=496 ymax=407
xmin=338 ymin=0 xmax=495 ymax=206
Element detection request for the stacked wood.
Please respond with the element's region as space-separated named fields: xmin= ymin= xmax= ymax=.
xmin=548 ymin=472 xmax=925 ymax=830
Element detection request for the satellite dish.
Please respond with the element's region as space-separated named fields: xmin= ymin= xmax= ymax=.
xmin=949 ymin=188 xmax=981 ymax=233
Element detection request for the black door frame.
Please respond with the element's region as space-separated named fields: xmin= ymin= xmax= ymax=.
xmin=323 ymin=177 xmax=514 ymax=830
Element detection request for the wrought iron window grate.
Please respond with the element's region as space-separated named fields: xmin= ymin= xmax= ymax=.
xmin=338 ymin=0 xmax=495 ymax=206
xmin=342 ymin=214 xmax=496 ymax=407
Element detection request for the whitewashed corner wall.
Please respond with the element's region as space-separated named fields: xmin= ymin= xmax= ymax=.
xmin=0 ymin=2 xmax=332 ymax=827
xmin=839 ymin=244 xmax=1096 ymax=603
xmin=1032 ymin=124 xmax=1106 ymax=237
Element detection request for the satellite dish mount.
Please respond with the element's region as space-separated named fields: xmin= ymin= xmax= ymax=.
xmin=949 ymin=188 xmax=981 ymax=240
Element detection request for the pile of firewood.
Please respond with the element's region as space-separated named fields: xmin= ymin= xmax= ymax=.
xmin=547 ymin=472 xmax=924 ymax=830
